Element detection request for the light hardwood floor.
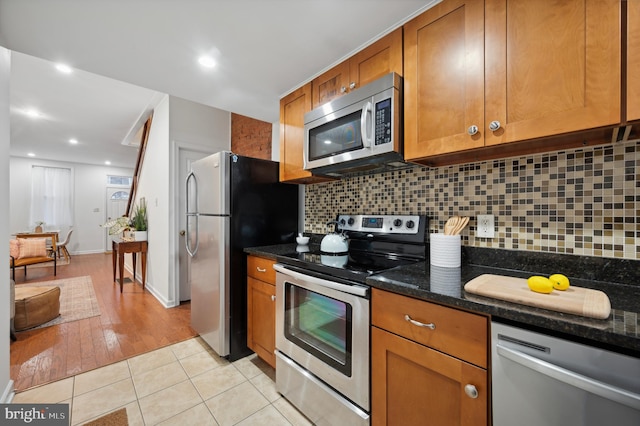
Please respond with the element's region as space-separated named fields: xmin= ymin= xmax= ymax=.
xmin=11 ymin=252 xmax=197 ymax=392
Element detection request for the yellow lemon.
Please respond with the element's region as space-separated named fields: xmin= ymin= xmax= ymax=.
xmin=527 ymin=276 xmax=554 ymax=294
xmin=549 ymin=274 xmax=570 ymax=291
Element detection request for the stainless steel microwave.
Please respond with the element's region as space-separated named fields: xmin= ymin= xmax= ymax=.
xmin=304 ymin=72 xmax=404 ymax=177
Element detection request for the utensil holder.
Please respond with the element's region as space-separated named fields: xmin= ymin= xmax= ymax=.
xmin=430 ymin=265 xmax=461 ymax=297
xmin=430 ymin=234 xmax=461 ymax=267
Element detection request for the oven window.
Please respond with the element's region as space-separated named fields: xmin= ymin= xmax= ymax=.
xmin=308 ymin=110 xmax=363 ymax=161
xmin=284 ymin=282 xmax=352 ymax=376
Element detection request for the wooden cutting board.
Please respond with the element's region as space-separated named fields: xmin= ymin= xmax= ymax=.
xmin=464 ymin=274 xmax=611 ymax=319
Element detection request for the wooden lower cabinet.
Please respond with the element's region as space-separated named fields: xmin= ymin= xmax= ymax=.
xmin=371 ymin=288 xmax=489 ymax=425
xmin=247 ymin=255 xmax=277 ymax=368
xmin=371 ymin=327 xmax=487 ymax=426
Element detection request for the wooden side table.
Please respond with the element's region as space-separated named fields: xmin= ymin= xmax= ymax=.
xmin=112 ymin=239 xmax=148 ymax=293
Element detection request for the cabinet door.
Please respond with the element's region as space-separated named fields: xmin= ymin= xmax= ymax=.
xmin=349 ymin=27 xmax=403 ymax=91
xmin=247 ymin=276 xmax=276 ymax=368
xmin=628 ymin=0 xmax=640 ymax=122
xmin=404 ymin=0 xmax=485 ymax=160
xmin=279 ymin=84 xmax=331 ymax=184
xmin=312 ymin=61 xmax=351 ymax=110
xmin=484 ymin=0 xmax=621 ymax=146
xmin=312 ymin=27 xmax=404 ymax=110
xmin=371 ymin=327 xmax=487 ymax=426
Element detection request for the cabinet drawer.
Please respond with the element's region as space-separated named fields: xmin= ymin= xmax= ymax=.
xmin=372 ymin=288 xmax=488 ymax=368
xmin=247 ymin=256 xmax=276 ymax=283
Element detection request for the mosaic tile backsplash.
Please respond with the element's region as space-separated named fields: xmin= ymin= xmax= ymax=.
xmin=304 ymin=139 xmax=640 ymax=260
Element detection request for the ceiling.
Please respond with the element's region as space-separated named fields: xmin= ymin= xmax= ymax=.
xmin=0 ymin=0 xmax=437 ymax=168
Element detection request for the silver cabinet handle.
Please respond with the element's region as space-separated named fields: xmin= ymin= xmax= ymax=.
xmin=349 ymin=82 xmax=356 ymax=90
xmin=464 ymin=384 xmax=478 ymax=399
xmin=467 ymin=125 xmax=479 ymax=136
xmin=404 ymin=314 xmax=435 ymax=329
xmin=340 ymin=86 xmax=347 ymax=93
xmin=256 ymin=267 xmax=267 ymax=273
xmin=271 ymin=295 xmax=276 ymax=302
xmin=489 ymin=120 xmax=501 ymax=131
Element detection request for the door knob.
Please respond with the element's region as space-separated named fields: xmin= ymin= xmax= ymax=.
xmin=467 ymin=125 xmax=479 ymax=136
xmin=489 ymin=120 xmax=501 ymax=131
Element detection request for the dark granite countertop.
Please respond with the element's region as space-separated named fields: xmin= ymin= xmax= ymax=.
xmin=245 ymin=244 xmax=640 ymax=357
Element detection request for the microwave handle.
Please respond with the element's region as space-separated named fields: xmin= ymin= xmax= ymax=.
xmin=360 ymin=101 xmax=373 ymax=148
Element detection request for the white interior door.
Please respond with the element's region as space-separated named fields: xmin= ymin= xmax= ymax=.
xmin=178 ymin=148 xmax=211 ymax=302
xmin=105 ymin=187 xmax=129 ymax=251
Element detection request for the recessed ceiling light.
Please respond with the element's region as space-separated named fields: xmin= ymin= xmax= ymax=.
xmin=198 ymin=55 xmax=216 ymax=68
xmin=27 ymin=153 xmax=35 ymax=157
xmin=69 ymin=138 xmax=78 ymax=144
xmin=104 ymin=161 xmax=111 ymax=165
xmin=55 ymin=63 xmax=73 ymax=74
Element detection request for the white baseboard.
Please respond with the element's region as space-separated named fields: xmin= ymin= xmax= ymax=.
xmin=69 ymin=249 xmax=106 ymax=255
xmin=122 ymin=264 xmax=178 ymax=308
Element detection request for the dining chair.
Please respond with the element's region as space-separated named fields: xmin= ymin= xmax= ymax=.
xmin=56 ymin=228 xmax=73 ymax=261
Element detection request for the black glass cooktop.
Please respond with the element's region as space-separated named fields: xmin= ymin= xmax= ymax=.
xmin=277 ymin=245 xmax=423 ymax=284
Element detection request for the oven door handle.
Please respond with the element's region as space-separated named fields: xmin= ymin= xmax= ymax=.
xmin=273 ymin=264 xmax=369 ymax=297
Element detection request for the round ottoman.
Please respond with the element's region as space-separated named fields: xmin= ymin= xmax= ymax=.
xmin=14 ymin=286 xmax=61 ymax=331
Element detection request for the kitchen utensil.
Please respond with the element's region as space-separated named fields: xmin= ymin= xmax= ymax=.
xmin=296 ymin=236 xmax=310 ymax=245
xmin=464 ymin=274 xmax=611 ymax=319
xmin=453 ymin=216 xmax=469 ymax=235
xmin=320 ymin=221 xmax=349 ymax=254
xmin=444 ymin=216 xmax=459 ymax=235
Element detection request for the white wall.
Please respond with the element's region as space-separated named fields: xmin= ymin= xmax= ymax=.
xmin=9 ymin=157 xmax=133 ymax=254
xmin=132 ymin=94 xmax=230 ymax=307
xmin=133 ymin=95 xmax=171 ymax=304
xmin=1 ymin=46 xmax=13 ymax=402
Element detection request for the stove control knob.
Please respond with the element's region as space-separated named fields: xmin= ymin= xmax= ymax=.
xmin=406 ymin=220 xmax=415 ymax=229
xmin=339 ymin=218 xmax=346 ymax=226
xmin=347 ymin=217 xmax=355 ymax=225
xmin=393 ymin=219 xmax=403 ymax=227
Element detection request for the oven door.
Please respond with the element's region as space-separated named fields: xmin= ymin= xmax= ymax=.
xmin=274 ymin=264 xmax=370 ymax=411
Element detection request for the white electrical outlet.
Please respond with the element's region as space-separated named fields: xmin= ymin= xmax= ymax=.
xmin=477 ymin=214 xmax=495 ymax=238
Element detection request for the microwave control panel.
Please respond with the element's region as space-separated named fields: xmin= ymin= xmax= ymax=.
xmin=375 ymin=98 xmax=392 ymax=146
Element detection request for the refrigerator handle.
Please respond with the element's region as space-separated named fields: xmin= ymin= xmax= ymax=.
xmin=185 ymin=171 xmax=199 ymax=257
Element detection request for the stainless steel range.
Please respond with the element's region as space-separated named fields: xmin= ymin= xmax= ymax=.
xmin=274 ymin=214 xmax=427 ymax=425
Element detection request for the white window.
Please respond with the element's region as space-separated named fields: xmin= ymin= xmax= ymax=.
xmin=30 ymin=166 xmax=73 ymax=229
xmin=107 ymin=175 xmax=133 ymax=186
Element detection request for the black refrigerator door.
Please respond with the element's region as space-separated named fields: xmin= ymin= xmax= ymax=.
xmin=227 ymin=154 xmax=299 ymax=361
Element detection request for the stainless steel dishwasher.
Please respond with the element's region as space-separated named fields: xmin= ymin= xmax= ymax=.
xmin=492 ymin=321 xmax=640 ymax=426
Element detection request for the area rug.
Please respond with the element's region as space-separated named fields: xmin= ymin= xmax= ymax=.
xmin=83 ymin=408 xmax=128 ymax=426
xmin=16 ymin=275 xmax=100 ymax=331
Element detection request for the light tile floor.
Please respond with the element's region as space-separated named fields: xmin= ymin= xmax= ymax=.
xmin=12 ymin=337 xmax=314 ymax=425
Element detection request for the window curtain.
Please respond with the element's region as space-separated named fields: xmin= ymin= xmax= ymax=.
xmin=30 ymin=166 xmax=73 ymax=229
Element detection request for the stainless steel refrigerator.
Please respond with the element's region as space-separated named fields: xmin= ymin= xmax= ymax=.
xmin=186 ymin=151 xmax=298 ymax=361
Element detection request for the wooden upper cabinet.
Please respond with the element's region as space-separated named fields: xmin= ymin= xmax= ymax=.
xmin=279 ymin=84 xmax=332 ymax=184
xmin=404 ymin=0 xmax=485 ymax=160
xmin=312 ymin=27 xmax=403 ymax=109
xmin=312 ymin=61 xmax=351 ymax=110
xmin=628 ymin=0 xmax=640 ymax=122
xmin=484 ymin=0 xmax=621 ymax=146
xmin=404 ymin=0 xmax=621 ymax=161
